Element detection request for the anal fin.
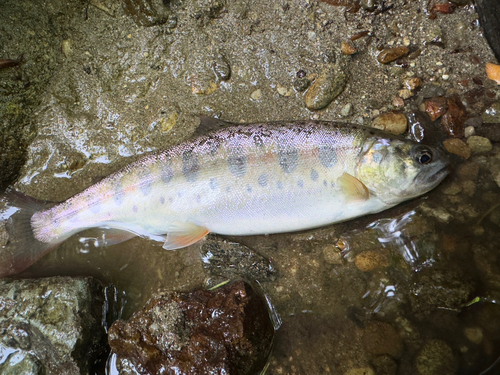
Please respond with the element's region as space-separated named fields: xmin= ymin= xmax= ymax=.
xmin=163 ymin=221 xmax=210 ymax=250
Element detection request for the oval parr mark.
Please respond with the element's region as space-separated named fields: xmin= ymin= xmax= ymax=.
xmin=318 ymin=144 xmax=337 ymax=168
xmin=209 ymin=178 xmax=218 ymax=190
xmin=277 ymin=181 xmax=283 ymax=189
xmin=278 ymin=145 xmax=299 ymax=173
xmin=160 ymin=196 xmax=165 ymax=204
xmin=161 ymin=163 xmax=174 ymax=184
xmin=138 ymin=169 xmax=153 ymax=196
xmin=258 ymin=173 xmax=267 ymax=187
xmin=310 ymin=169 xmax=319 ymax=181
xmin=297 ymin=180 xmax=303 ymax=188
xmin=114 ymin=182 xmax=125 ymax=206
xmin=182 ymin=150 xmax=200 ymax=182
xmin=227 ymin=147 xmax=247 ymax=177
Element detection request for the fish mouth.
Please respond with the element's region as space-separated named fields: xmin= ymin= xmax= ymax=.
xmin=414 ymin=163 xmax=450 ymax=191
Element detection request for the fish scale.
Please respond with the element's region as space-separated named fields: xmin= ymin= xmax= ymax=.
xmin=0 ymin=120 xmax=449 ymax=277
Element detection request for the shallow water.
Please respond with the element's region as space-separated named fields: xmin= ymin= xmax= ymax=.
xmin=8 ymin=149 xmax=500 ymax=374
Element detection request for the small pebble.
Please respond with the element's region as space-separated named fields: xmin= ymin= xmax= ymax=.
xmin=392 ymin=97 xmax=404 ymax=107
xmin=424 ymin=97 xmax=448 ymax=121
xmin=464 ymin=327 xmax=483 ymax=344
xmin=403 ymin=77 xmax=420 ymax=90
xmin=398 ymin=89 xmax=412 ymax=99
xmin=486 ymin=62 xmax=500 ymax=84
xmin=304 ymin=64 xmax=347 ymax=110
xmin=323 ymin=245 xmax=343 ymax=265
xmin=377 ymin=46 xmax=409 ymax=64
xmin=341 ymin=40 xmax=356 ymax=55
xmin=293 ymin=77 xmax=311 ymax=92
xmin=371 ymin=112 xmax=407 ymax=135
xmin=344 ymin=368 xmax=375 ymax=375
xmin=442 ymin=183 xmax=462 ymax=195
xmin=340 ymin=103 xmax=353 ymax=117
xmin=461 ymin=180 xmax=476 ymax=197
xmin=276 ymin=84 xmax=288 ymax=96
xmin=250 ymin=89 xmax=262 ymax=100
xmin=61 ymin=39 xmax=73 ymax=57
xmin=467 ymin=136 xmax=493 ymax=154
xmin=443 ymin=138 xmax=471 ymax=159
xmin=464 ymin=126 xmax=475 ymax=137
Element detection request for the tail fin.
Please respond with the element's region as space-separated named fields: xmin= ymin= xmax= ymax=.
xmin=0 ymin=190 xmax=58 ymax=277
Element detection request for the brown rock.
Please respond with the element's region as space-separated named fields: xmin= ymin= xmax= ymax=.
xmin=341 ymin=40 xmax=357 ymax=55
xmin=355 ymin=250 xmax=391 ymax=272
xmin=424 ymin=97 xmax=448 ymax=121
xmin=363 ymin=321 xmax=404 ymax=359
xmin=377 ymin=47 xmax=409 ymax=64
xmin=443 ymin=138 xmax=471 ymax=159
xmin=441 ymin=96 xmax=467 ymax=137
xmin=304 ymin=64 xmax=347 ymax=110
xmin=371 ymin=112 xmax=407 ymax=134
xmin=108 ymin=281 xmax=274 ymax=375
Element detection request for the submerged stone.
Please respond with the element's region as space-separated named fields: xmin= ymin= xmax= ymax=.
xmin=0 ymin=277 xmax=107 ymax=375
xmin=108 ymin=281 xmax=275 ymax=375
xmin=304 ymin=64 xmax=347 ymax=110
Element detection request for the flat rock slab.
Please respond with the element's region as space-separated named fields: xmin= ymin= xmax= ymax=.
xmin=0 ymin=276 xmax=107 ymax=375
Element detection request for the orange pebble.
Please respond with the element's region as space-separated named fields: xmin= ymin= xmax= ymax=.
xmin=486 ymin=62 xmax=500 ymax=84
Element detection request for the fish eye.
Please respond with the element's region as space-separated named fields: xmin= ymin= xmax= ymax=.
xmin=415 ymin=148 xmax=433 ymax=165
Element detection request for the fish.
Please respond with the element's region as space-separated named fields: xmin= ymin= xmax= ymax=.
xmin=0 ymin=120 xmax=449 ymax=277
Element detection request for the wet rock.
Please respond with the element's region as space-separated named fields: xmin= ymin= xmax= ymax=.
xmin=0 ymin=277 xmax=107 ymax=375
xmin=457 ymin=162 xmax=480 ymax=180
xmin=409 ymin=267 xmax=476 ymax=312
xmin=371 ymin=354 xmax=397 ymax=375
xmin=464 ymin=125 xmax=475 ymax=137
xmin=363 ymin=321 xmax=403 ymax=359
xmin=361 ymin=0 xmax=378 ymax=11
xmin=416 ymin=339 xmax=457 ymax=375
xmin=441 ymin=96 xmax=466 ymax=138
xmin=340 ymin=103 xmax=354 ymax=117
xmin=354 ymin=250 xmax=391 ymax=272
xmin=482 ymin=102 xmax=500 ymax=123
xmin=486 ymin=62 xmax=500 ymax=84
xmin=466 ymin=135 xmax=492 ymax=154
xmin=424 ymin=97 xmax=448 ymax=121
xmin=443 ymin=138 xmax=471 ymax=159
xmin=122 ymin=0 xmax=171 ymax=27
xmin=293 ymin=77 xmax=311 ymax=92
xmin=108 ymin=281 xmax=274 ymax=375
xmin=213 ymin=55 xmax=231 ymax=81
xmin=420 ymin=84 xmax=446 ymax=99
xmin=403 ymin=77 xmax=420 ymax=91
xmin=371 ymin=112 xmax=407 ymax=134
xmin=200 ymin=234 xmax=277 ymax=281
xmin=304 ymin=64 xmax=347 ymax=110
xmin=377 ymin=47 xmax=409 ymax=64
xmin=476 ymin=124 xmax=500 ymax=141
xmin=345 ymin=368 xmax=375 ymax=375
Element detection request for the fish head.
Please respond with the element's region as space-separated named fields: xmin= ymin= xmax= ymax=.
xmin=356 ymin=138 xmax=449 ymax=206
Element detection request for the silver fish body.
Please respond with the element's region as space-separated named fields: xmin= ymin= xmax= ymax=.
xmin=1 ymin=121 xmax=449 ymax=276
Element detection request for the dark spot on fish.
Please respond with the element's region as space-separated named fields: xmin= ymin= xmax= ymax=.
xmin=258 ymin=173 xmax=267 ymax=187
xmin=161 ymin=163 xmax=174 ymax=184
xmin=331 ymin=181 xmax=335 ymax=188
xmin=133 ymin=205 xmax=138 ymax=213
xmin=182 ymin=150 xmax=199 ymax=182
xmin=277 ymin=181 xmax=283 ymax=189
xmin=139 ymin=169 xmax=153 ymax=196
xmin=206 ymin=138 xmax=220 ymax=155
xmin=177 ymin=191 xmax=182 ymax=198
xmin=319 ymin=145 xmax=337 ymax=168
xmin=196 ymin=195 xmax=201 ymax=203
xmin=114 ymin=182 xmax=125 ymax=206
xmin=253 ymin=134 xmax=265 ymax=148
xmin=323 ymin=180 xmax=328 ymax=187
xmin=298 ymin=180 xmax=303 ymax=188
xmin=227 ymin=147 xmax=247 ymax=177
xmin=278 ymin=145 xmax=298 ymax=173
xmin=247 ymin=185 xmax=252 ymax=193
xmin=160 ymin=196 xmax=165 ymax=204
xmin=310 ymin=169 xmax=319 ymax=181
xmin=169 ymin=197 xmax=173 ymax=203
xmin=90 ymin=201 xmax=101 ymax=214
xmin=226 ymin=186 xmax=231 ymax=192
xmin=209 ymin=178 xmax=218 ymax=190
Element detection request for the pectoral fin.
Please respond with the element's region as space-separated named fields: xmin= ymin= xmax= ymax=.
xmin=338 ymin=173 xmax=370 ymax=202
xmin=163 ymin=221 xmax=210 ymax=250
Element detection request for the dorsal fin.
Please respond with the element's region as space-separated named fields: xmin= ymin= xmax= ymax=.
xmin=192 ymin=116 xmax=235 ymax=138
